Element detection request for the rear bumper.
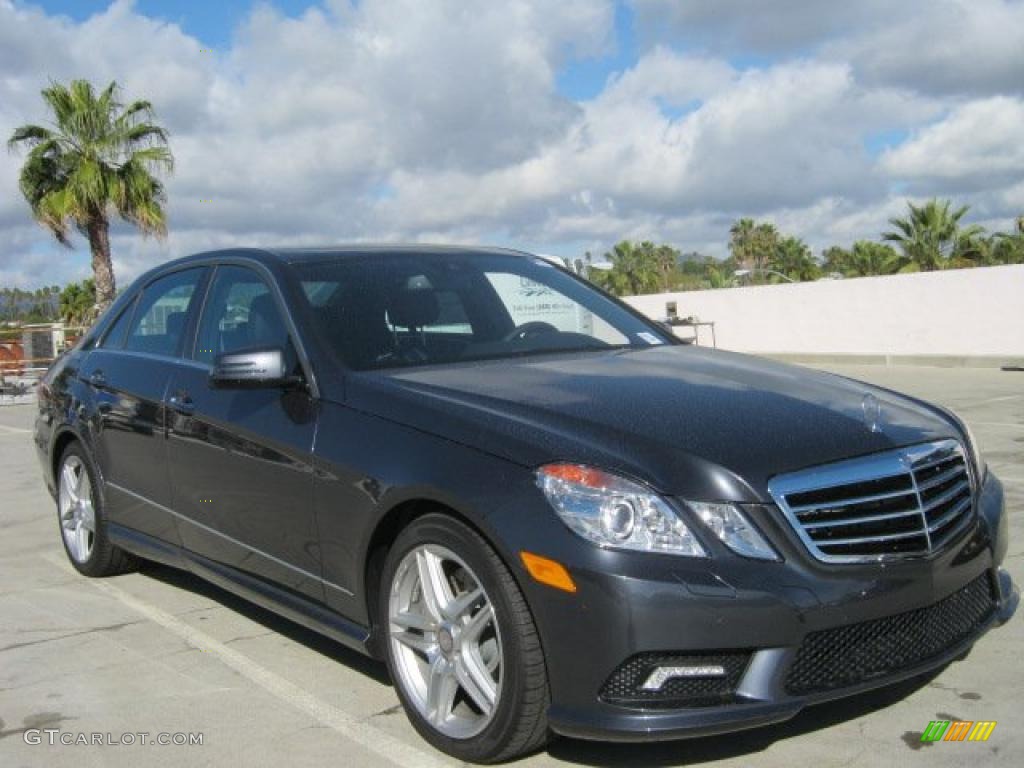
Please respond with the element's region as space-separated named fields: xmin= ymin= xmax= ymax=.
xmin=516 ymin=471 xmax=1016 ymax=742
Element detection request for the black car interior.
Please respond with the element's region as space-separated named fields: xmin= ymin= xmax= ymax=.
xmin=301 ymin=256 xmax=626 ymax=370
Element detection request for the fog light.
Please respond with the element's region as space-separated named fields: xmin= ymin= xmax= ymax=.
xmin=640 ymin=664 xmax=727 ymax=691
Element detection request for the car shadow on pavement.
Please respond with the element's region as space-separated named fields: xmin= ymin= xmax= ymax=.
xmin=137 ymin=561 xmax=392 ymax=686
xmin=545 ymin=671 xmax=943 ymax=767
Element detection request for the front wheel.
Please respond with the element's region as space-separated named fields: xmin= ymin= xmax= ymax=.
xmin=380 ymin=514 xmax=550 ymax=763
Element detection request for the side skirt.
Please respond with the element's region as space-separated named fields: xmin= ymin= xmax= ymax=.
xmin=107 ymin=522 xmax=373 ymax=656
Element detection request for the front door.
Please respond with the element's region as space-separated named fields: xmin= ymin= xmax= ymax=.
xmin=165 ymin=264 xmax=322 ymax=601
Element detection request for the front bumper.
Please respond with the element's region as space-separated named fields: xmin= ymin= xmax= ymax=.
xmin=512 ymin=471 xmax=1017 ymax=742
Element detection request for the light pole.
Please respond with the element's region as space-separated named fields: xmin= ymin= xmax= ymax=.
xmin=733 ymin=268 xmax=796 ymax=284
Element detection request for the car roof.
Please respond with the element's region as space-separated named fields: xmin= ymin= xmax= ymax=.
xmin=158 ymin=244 xmax=537 ymax=270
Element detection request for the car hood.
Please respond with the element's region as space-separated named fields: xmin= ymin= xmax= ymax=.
xmin=347 ymin=346 xmax=959 ymax=502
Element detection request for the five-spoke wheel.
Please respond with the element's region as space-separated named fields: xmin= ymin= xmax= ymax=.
xmin=59 ymin=454 xmax=96 ymax=564
xmin=389 ymin=544 xmax=502 ymax=739
xmin=380 ymin=514 xmax=550 ymax=763
xmin=55 ymin=443 xmax=136 ymax=577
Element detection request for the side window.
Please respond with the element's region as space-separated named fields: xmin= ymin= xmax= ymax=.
xmin=194 ymin=266 xmax=290 ymax=364
xmin=124 ymin=269 xmax=204 ymax=357
xmin=100 ymin=297 xmax=137 ymax=349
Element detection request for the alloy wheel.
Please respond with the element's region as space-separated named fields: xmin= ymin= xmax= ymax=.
xmin=59 ymin=455 xmax=95 ymax=563
xmin=388 ymin=543 xmax=503 ymax=739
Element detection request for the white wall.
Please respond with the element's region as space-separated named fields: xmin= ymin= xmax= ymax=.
xmin=624 ymin=264 xmax=1024 ymax=360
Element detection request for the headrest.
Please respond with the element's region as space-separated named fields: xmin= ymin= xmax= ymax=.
xmin=165 ymin=311 xmax=186 ymax=337
xmin=248 ymin=293 xmax=283 ymax=346
xmin=387 ymin=278 xmax=439 ymax=329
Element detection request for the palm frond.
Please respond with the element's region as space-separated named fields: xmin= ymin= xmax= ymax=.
xmin=7 ymin=124 xmax=54 ymax=150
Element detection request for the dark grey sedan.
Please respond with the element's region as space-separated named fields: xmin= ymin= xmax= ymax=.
xmin=35 ymin=246 xmax=1017 ymax=762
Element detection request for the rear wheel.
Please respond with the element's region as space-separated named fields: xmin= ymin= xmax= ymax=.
xmin=57 ymin=443 xmax=137 ymax=577
xmin=380 ymin=514 xmax=550 ymax=763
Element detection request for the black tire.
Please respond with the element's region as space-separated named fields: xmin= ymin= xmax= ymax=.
xmin=379 ymin=513 xmax=550 ymax=763
xmin=56 ymin=442 xmax=138 ymax=577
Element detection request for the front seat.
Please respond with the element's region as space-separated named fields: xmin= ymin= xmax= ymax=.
xmin=164 ymin=311 xmax=187 ymax=355
xmin=386 ymin=280 xmax=440 ymax=363
xmin=247 ymin=293 xmax=287 ymax=349
xmin=388 ymin=280 xmax=440 ymax=331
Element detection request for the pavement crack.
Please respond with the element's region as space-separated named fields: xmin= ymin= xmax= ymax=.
xmin=0 ymin=620 xmax=144 ymax=653
xmin=365 ymin=703 xmax=404 ymax=719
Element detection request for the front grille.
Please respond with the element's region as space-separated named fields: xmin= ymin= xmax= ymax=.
xmin=600 ymin=651 xmax=751 ymax=709
xmin=769 ymin=439 xmax=975 ymax=563
xmin=785 ymin=573 xmax=995 ymax=695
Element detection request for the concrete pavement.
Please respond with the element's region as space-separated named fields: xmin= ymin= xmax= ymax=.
xmin=1 ymin=364 xmax=1021 ymax=767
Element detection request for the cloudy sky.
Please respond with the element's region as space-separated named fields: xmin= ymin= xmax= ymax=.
xmin=1 ymin=0 xmax=1022 ymax=288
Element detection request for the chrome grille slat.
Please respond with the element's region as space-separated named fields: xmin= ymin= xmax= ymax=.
xmin=790 ymin=488 xmax=915 ymax=514
xmin=921 ymin=480 xmax=971 ymax=513
xmin=801 ymin=508 xmax=921 ymax=530
xmin=916 ymin=464 xmax=966 ymax=492
xmin=816 ymin=529 xmax=927 ymax=547
xmin=912 ymin=452 xmax=961 ymax=473
xmin=928 ymin=495 xmax=972 ymax=534
xmin=768 ymin=439 xmax=975 ymax=563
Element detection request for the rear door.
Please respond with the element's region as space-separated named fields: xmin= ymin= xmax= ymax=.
xmin=81 ymin=266 xmax=207 ymax=544
xmin=165 ymin=264 xmax=323 ymax=601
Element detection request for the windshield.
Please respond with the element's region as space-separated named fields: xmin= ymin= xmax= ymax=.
xmin=292 ymin=251 xmax=674 ymax=371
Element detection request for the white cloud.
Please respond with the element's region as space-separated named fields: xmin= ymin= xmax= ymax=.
xmin=631 ymin=0 xmax=1024 ymax=98
xmin=629 ymin=0 xmax=896 ymax=55
xmin=881 ymin=97 xmax=1024 ymax=181
xmin=376 ymin=57 xmax=939 ymax=234
xmin=0 ymin=0 xmax=1022 ymax=289
xmin=832 ymin=0 xmax=1024 ymax=97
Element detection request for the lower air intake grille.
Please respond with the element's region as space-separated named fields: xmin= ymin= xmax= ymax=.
xmin=600 ymin=651 xmax=751 ymax=708
xmin=785 ymin=573 xmax=995 ymax=695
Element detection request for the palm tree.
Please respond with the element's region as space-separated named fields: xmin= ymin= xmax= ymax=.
xmin=593 ymin=241 xmax=662 ymax=296
xmin=848 ymin=241 xmax=900 ymax=276
xmin=729 ymin=218 xmax=779 ymax=276
xmin=652 ymin=244 xmax=680 ymax=292
xmin=989 ymin=215 xmax=1024 ymax=265
xmin=8 ymin=80 xmax=173 ymax=314
xmin=59 ymin=279 xmax=97 ymax=326
xmin=882 ymin=199 xmax=984 ymax=271
xmin=770 ymin=236 xmax=819 ymax=282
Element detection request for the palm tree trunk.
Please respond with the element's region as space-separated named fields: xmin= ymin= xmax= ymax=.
xmin=86 ymin=214 xmax=116 ymax=316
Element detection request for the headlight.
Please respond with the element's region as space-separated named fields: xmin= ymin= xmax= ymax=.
xmin=536 ymin=464 xmax=706 ymax=556
xmin=686 ymin=502 xmax=779 ymax=561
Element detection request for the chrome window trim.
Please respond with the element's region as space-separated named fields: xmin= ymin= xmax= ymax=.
xmin=768 ymin=439 xmax=976 ymax=564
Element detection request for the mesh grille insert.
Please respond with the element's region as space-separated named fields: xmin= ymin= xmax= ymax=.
xmin=785 ymin=573 xmax=995 ymax=695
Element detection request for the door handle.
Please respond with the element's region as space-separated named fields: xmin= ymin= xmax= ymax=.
xmin=88 ymin=370 xmax=107 ymax=388
xmin=168 ymin=392 xmax=195 ymax=415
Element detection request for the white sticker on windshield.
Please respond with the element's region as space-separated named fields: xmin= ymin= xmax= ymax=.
xmin=637 ymin=332 xmax=664 ymax=345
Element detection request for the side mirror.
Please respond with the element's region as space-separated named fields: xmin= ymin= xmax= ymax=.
xmin=209 ymin=346 xmax=301 ymax=389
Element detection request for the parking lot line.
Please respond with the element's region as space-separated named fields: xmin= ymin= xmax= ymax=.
xmin=42 ymin=552 xmax=453 ymax=768
xmin=0 ymin=423 xmax=33 ymax=434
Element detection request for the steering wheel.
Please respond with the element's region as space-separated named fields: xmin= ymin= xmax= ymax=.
xmin=502 ymin=321 xmax=559 ymax=342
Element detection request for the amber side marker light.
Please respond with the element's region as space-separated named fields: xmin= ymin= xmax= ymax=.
xmin=520 ymin=551 xmax=577 ymax=593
